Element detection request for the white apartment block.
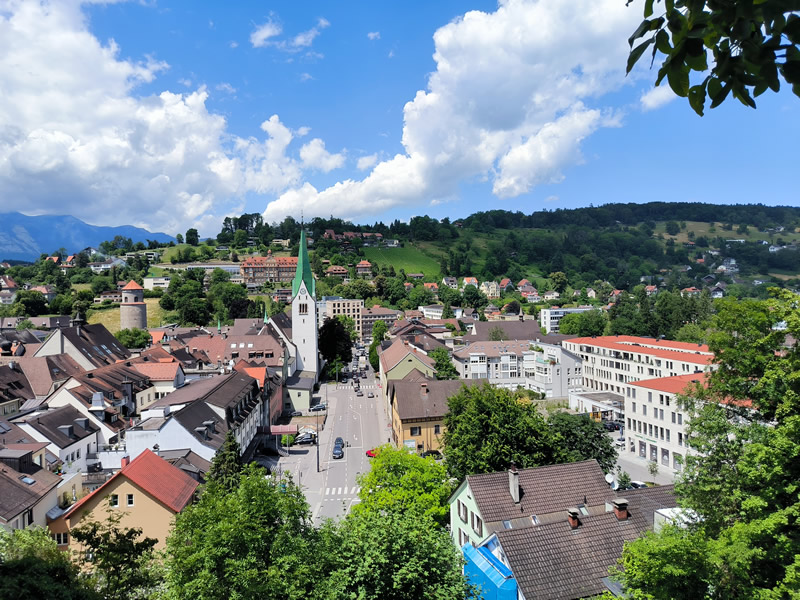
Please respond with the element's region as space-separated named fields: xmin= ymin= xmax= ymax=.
xmin=452 ymin=340 xmax=582 ymax=397
xmin=538 ymin=307 xmax=593 ymax=334
xmin=317 ymin=297 xmax=364 ymax=338
xmin=624 ymin=373 xmax=702 ymax=474
xmin=562 ymin=336 xmax=714 ymax=395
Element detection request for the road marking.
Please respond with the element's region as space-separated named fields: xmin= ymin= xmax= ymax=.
xmin=325 ymin=487 xmax=330 ymax=495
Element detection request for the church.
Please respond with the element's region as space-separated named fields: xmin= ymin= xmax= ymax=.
xmin=267 ymin=228 xmax=321 ymax=413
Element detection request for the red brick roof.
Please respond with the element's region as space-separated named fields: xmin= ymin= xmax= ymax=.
xmin=121 ymin=280 xmax=143 ymax=290
xmin=631 ymin=372 xmax=708 ymax=395
xmin=564 ymin=336 xmax=713 ymax=365
xmin=67 ymin=449 xmax=198 ymax=516
xmin=131 ymin=361 xmax=181 ymax=381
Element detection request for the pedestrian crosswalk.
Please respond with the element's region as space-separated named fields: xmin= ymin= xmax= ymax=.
xmin=325 ymin=486 xmax=361 ymax=497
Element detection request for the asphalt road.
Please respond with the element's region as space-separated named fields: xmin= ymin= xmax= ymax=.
xmin=276 ymin=366 xmax=390 ymax=524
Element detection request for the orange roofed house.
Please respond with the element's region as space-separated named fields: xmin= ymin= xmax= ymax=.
xmin=48 ymin=449 xmax=198 ymax=550
xmin=240 ymin=251 xmax=298 ymax=285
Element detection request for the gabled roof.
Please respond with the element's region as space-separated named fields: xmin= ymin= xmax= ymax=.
xmin=467 ymin=460 xmax=611 ymax=523
xmin=39 ymin=324 xmax=130 ymax=368
xmin=379 ymin=338 xmax=436 ymax=373
xmin=390 ymin=379 xmax=481 ymax=420
xmin=66 ymin=449 xmax=198 ymax=516
xmin=18 ymin=405 xmax=99 ymax=449
xmin=131 ymin=361 xmax=182 ymax=382
xmin=631 ymin=372 xmax=708 ymax=395
xmin=0 ymin=461 xmax=61 ymax=522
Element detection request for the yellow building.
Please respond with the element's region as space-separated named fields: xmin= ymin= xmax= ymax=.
xmin=387 ymin=377 xmax=480 ymax=453
xmin=48 ymin=449 xmax=198 ymax=550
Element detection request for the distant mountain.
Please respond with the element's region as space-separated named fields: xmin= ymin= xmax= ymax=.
xmin=0 ymin=212 xmax=175 ymax=262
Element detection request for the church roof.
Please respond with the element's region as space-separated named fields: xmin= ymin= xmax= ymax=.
xmin=292 ymin=229 xmax=315 ymax=298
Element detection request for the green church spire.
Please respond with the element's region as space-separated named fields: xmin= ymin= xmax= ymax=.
xmin=292 ymin=228 xmax=315 ymax=298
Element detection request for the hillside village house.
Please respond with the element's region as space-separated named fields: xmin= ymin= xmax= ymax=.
xmin=356 ymin=260 xmax=372 ymax=276
xmin=378 ymin=339 xmax=437 ymax=411
xmin=479 ymin=281 xmax=501 ymax=299
xmin=463 ymin=277 xmax=478 ymax=288
xmin=48 ymin=450 xmax=198 ymax=550
xmin=442 ymin=277 xmax=458 ymax=289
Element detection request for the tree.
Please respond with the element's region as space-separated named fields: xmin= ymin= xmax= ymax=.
xmin=15 ymin=319 xmax=34 ymax=331
xmin=665 ymin=220 xmax=681 ymax=236
xmin=616 ymin=468 xmax=632 ymax=491
xmin=353 ymin=446 xmax=453 ymax=527
xmin=462 ymin=285 xmax=488 ymax=310
xmin=430 ymin=347 xmax=459 ymax=380
xmin=559 ymin=310 xmax=608 ymax=337
xmin=320 ymin=509 xmax=475 ymax=600
xmin=647 ymin=459 xmax=660 ymax=483
xmin=319 ymin=317 xmax=354 ymax=367
xmin=548 ymin=271 xmax=568 ymax=294
xmin=166 ymin=464 xmax=322 ymax=600
xmin=336 ymin=315 xmax=357 ymax=343
xmin=70 ymin=509 xmax=158 ymax=600
xmin=0 ymin=526 xmax=97 ymax=600
xmin=114 ymin=328 xmax=151 ymax=349
xmin=11 ymin=290 xmax=48 ymax=317
xmin=618 ymin=289 xmax=800 ymax=598
xmin=626 ymin=0 xmax=800 ymax=115
xmin=233 ymin=229 xmax=248 ymax=248
xmin=488 ymin=325 xmax=509 ymax=341
xmin=185 ymin=228 xmax=199 ymax=246
xmin=176 ymin=233 xmax=184 ymax=244
xmin=206 ymin=431 xmax=243 ymax=493
xmin=442 ymin=384 xmax=558 ymax=480
xmin=547 ymin=412 xmax=618 ymax=474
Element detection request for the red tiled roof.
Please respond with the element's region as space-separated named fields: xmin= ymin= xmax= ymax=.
xmin=131 ymin=361 xmax=181 ymax=381
xmin=121 ymin=280 xmax=143 ymax=290
xmin=357 ymin=260 xmax=371 ymax=267
xmin=631 ymin=373 xmax=708 ymax=395
xmin=67 ymin=449 xmax=198 ymax=516
xmin=379 ymin=338 xmax=436 ymax=373
xmin=149 ymin=330 xmax=166 ymax=344
xmin=564 ymin=336 xmax=712 ymax=364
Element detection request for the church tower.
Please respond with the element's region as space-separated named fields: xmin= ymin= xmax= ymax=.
xmin=290 ymin=228 xmax=319 ymax=379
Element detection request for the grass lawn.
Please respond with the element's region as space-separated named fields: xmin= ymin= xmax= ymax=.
xmin=362 ymin=246 xmax=442 ymax=277
xmin=654 ymin=221 xmax=800 ymax=245
xmin=87 ymin=298 xmax=165 ymax=334
xmin=72 ymin=283 xmax=91 ymax=292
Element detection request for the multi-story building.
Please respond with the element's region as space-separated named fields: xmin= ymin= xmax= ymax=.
xmin=321 ymin=298 xmax=364 ymax=338
xmin=562 ymin=336 xmax=714 ymax=395
xmin=355 ymin=260 xmax=372 ymax=277
xmin=362 ymin=305 xmax=401 ymax=341
xmin=624 ymin=373 xmax=704 ymax=473
xmin=452 ymin=340 xmax=582 ymax=397
xmin=539 ymin=307 xmax=593 ymax=334
xmin=240 ymin=251 xmax=298 ymax=285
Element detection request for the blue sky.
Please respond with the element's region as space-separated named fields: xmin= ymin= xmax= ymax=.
xmin=0 ymin=0 xmax=797 ymax=236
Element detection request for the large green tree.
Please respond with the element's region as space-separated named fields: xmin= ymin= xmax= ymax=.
xmin=319 ymin=317 xmax=354 ymax=367
xmin=547 ymin=412 xmax=618 ymax=473
xmin=558 ymin=310 xmax=608 ymax=337
xmin=205 ymin=431 xmax=243 ymax=493
xmin=353 ymin=446 xmax=453 ymax=527
xmin=430 ymin=347 xmax=459 ymax=380
xmin=442 ymin=384 xmax=558 ymax=480
xmin=114 ymin=328 xmax=151 ymax=349
xmin=618 ymin=289 xmax=800 ymax=598
xmin=627 ymin=0 xmax=800 ymax=115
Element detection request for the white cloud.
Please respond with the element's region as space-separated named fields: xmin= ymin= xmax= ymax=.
xmin=215 ymin=82 xmax=236 ymax=94
xmin=250 ymin=21 xmax=282 ymax=48
xmin=640 ymin=84 xmax=676 ymax=111
xmin=357 ymin=154 xmax=378 ymax=170
xmin=367 ymin=31 xmax=380 ymax=40
xmin=299 ymin=72 xmax=313 ymax=82
xmin=178 ymin=77 xmax=192 ymax=87
xmin=299 ymin=138 xmax=345 ymax=172
xmin=292 ymin=17 xmax=330 ymax=48
xmin=296 ymin=126 xmax=311 ymax=137
xmin=229 ymin=41 xmax=239 ymax=49
xmin=0 ymin=2 xmax=342 ymax=236
xmin=264 ymin=0 xmax=641 ymax=223
xmin=544 ymin=195 xmax=559 ymax=203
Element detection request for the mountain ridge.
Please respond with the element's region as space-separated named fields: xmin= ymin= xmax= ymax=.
xmin=0 ymin=212 xmax=175 ymax=262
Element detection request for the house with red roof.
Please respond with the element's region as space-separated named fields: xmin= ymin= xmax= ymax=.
xmin=463 ymin=277 xmax=478 ymax=288
xmin=356 ymin=260 xmax=372 ymax=277
xmin=48 ymin=449 xmax=198 ymax=550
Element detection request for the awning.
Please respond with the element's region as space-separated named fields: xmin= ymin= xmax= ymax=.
xmin=270 ymin=424 xmax=298 ymax=435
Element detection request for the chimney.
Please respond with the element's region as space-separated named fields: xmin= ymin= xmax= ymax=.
xmin=567 ymin=507 xmax=581 ymax=529
xmin=613 ymin=498 xmax=629 ymax=521
xmin=509 ymin=462 xmax=520 ymax=504
xmin=8 ymin=360 xmax=17 ymax=371
xmin=420 ymin=383 xmax=428 ymax=394
xmin=195 ymin=426 xmax=209 ymax=440
xmin=121 ymin=456 xmax=130 ymax=468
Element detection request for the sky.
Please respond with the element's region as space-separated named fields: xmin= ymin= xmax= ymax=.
xmin=0 ymin=0 xmax=798 ymax=237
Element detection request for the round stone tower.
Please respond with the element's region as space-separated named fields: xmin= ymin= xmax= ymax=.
xmin=120 ymin=280 xmax=147 ymax=330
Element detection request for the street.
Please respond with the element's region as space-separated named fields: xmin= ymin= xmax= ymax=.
xmin=276 ymin=365 xmax=390 ymax=524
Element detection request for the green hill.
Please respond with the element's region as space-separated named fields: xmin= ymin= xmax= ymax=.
xmin=362 ymin=246 xmax=442 ymax=278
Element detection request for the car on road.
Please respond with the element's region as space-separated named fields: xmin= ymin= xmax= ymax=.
xmin=309 ymin=403 xmax=327 ymax=412
xmin=629 ymin=481 xmax=649 ymax=489
xmin=341 ymin=377 xmax=348 ymax=384
xmin=614 ymin=438 xmax=626 ymax=448
xmin=334 ymin=437 xmax=344 ymax=447
xmin=366 ymin=448 xmax=380 ymax=458
xmin=367 ymin=392 xmax=374 ymax=398
xmin=356 ymin=390 xmax=364 ymax=396
xmin=294 ymin=433 xmax=317 ymax=445
xmin=603 ymin=421 xmax=621 ymax=431
xmin=332 ymin=445 xmax=344 ymax=459
xmin=290 ymin=410 xmax=302 ymax=417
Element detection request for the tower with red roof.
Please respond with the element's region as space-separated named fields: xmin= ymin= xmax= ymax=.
xmin=120 ymin=280 xmax=147 ymax=331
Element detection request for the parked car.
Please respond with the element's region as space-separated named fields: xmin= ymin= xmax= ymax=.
xmin=367 ymin=392 xmax=374 ymax=398
xmin=603 ymin=421 xmax=621 ymax=431
xmin=366 ymin=448 xmax=380 ymax=458
xmin=295 ymin=433 xmax=317 ymax=445
xmin=614 ymin=438 xmax=626 ymax=448
xmin=334 ymin=437 xmax=344 ymax=447
xmin=290 ymin=410 xmax=302 ymax=417
xmin=310 ymin=403 xmax=327 ymax=412
xmin=332 ymin=446 xmax=344 ymax=459
xmin=630 ymin=481 xmax=649 ymax=489
xmin=356 ymin=390 xmax=364 ymax=397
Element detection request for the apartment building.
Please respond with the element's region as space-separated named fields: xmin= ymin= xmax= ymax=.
xmin=623 ymin=373 xmax=705 ymax=473
xmin=452 ymin=340 xmax=582 ymax=397
xmin=362 ymin=305 xmax=402 ymax=341
xmin=320 ymin=298 xmax=364 ymax=338
xmin=239 ymin=252 xmax=298 ymax=285
xmin=562 ymin=336 xmax=714 ymax=395
xmin=538 ymin=307 xmax=594 ymax=334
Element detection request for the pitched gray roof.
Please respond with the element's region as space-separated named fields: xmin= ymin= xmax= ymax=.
xmin=19 ymin=405 xmax=99 ymax=449
xmin=390 ymin=379 xmax=481 ymax=421
xmin=470 ymin=320 xmax=576 ymax=344
xmin=467 ymin=460 xmax=611 ymax=523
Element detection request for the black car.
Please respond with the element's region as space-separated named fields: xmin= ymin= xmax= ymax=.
xmin=603 ymin=421 xmax=621 ymax=431
xmin=310 ymin=403 xmax=327 ymax=412
xmin=290 ymin=410 xmax=302 ymax=417
xmin=295 ymin=433 xmax=317 ymax=445
xmin=332 ymin=446 xmax=344 ymax=459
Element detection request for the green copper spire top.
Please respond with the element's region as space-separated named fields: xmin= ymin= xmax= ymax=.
xmin=292 ymin=228 xmax=315 ymax=298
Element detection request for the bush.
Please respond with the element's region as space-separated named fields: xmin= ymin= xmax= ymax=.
xmin=281 ymin=434 xmax=296 ymax=446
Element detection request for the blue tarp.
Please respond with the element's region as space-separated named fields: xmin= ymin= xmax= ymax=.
xmin=463 ymin=543 xmax=517 ymax=600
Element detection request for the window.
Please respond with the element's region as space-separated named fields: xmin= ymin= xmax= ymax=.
xmin=410 ymin=426 xmax=421 ymax=436
xmin=127 ymin=494 xmax=134 ymax=507
xmin=459 ymin=529 xmax=470 ymax=547
xmin=672 ymin=412 xmax=676 ymax=423
xmin=677 ymin=413 xmax=683 ymax=425
xmin=457 ymin=500 xmax=468 ymax=523
xmin=642 ymin=406 xmax=647 ymax=416
xmin=299 ymin=303 xmax=308 ymax=315
xmin=503 ymin=520 xmax=512 ymax=530
xmin=632 ymin=402 xmax=636 ymax=413
xmin=110 ymin=494 xmax=119 ymax=507
xmin=76 ymin=449 xmax=81 ymax=459
xmin=53 ymin=532 xmax=69 ymax=545
xmin=434 ymin=424 xmax=441 ymax=435
xmin=472 ymin=513 xmax=483 ymax=537
xmin=678 ymin=432 xmax=684 ymax=446
xmin=648 ymin=392 xmax=652 ymax=402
